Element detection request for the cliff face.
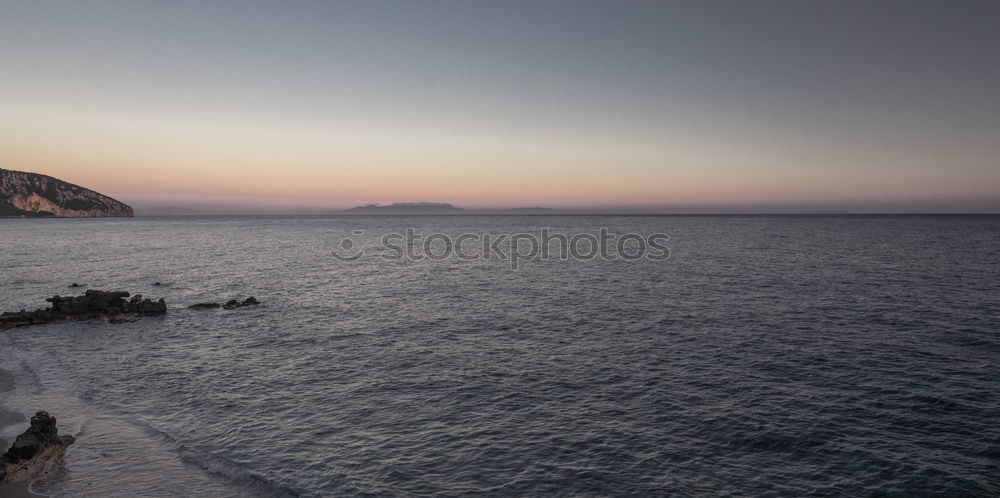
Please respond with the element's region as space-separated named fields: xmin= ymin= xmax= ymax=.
xmin=0 ymin=169 xmax=133 ymax=217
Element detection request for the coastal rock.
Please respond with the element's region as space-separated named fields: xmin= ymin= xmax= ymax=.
xmin=47 ymin=290 xmax=130 ymax=315
xmin=191 ymin=297 xmax=259 ymax=310
xmin=0 ymin=290 xmax=167 ymax=330
xmin=189 ymin=302 xmax=221 ymax=309
xmin=0 ymin=411 xmax=75 ymax=484
xmin=125 ymin=297 xmax=168 ymax=314
xmin=223 ymin=297 xmax=260 ymax=310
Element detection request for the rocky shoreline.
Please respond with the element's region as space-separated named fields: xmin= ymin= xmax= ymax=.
xmin=0 ymin=290 xmax=262 ymax=493
xmin=0 ymin=290 xmax=166 ymax=331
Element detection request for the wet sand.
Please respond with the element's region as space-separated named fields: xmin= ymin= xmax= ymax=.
xmin=0 ymin=481 xmax=38 ymax=498
xmin=0 ymin=367 xmax=24 ymax=446
xmin=0 ymin=404 xmax=26 ymax=447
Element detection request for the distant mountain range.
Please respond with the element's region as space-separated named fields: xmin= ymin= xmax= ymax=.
xmin=0 ymin=169 xmax=133 ymax=217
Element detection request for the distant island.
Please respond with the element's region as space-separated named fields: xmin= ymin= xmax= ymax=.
xmin=343 ymin=202 xmax=465 ymax=214
xmin=0 ymin=169 xmax=133 ymax=217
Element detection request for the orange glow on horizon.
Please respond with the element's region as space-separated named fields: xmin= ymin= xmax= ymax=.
xmin=2 ymin=98 xmax=998 ymax=211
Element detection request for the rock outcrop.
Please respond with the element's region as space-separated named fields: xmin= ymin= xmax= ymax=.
xmin=0 ymin=168 xmax=133 ymax=217
xmin=224 ymin=297 xmax=260 ymax=309
xmin=0 ymin=290 xmax=166 ymax=330
xmin=189 ymin=297 xmax=260 ymax=310
xmin=0 ymin=412 xmax=75 ymax=483
xmin=189 ymin=302 xmax=221 ymax=309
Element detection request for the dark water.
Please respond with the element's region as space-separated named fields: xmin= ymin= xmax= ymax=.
xmin=1 ymin=215 xmax=998 ymax=496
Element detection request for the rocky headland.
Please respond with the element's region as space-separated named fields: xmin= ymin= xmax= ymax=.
xmin=0 ymin=169 xmax=133 ymax=217
xmin=0 ymin=290 xmax=166 ymax=330
xmin=0 ymin=411 xmax=75 ymax=484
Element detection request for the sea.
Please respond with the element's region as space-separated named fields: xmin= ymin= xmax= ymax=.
xmin=1 ymin=215 xmax=998 ymax=497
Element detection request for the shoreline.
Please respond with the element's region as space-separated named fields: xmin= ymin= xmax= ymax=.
xmin=0 ymin=331 xmax=267 ymax=497
xmin=1 ymin=367 xmax=23 ymax=448
xmin=0 ymin=367 xmax=45 ymax=497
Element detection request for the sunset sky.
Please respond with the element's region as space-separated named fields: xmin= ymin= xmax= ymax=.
xmin=1 ymin=1 xmax=998 ymax=212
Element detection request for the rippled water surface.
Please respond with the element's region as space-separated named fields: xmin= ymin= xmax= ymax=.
xmin=1 ymin=215 xmax=999 ymax=496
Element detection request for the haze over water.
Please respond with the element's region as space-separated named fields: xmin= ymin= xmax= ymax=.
xmin=2 ymin=215 xmax=998 ymax=496
xmin=2 ymin=1 xmax=1000 ymax=212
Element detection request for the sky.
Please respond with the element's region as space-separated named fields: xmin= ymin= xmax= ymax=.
xmin=1 ymin=0 xmax=998 ymax=212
